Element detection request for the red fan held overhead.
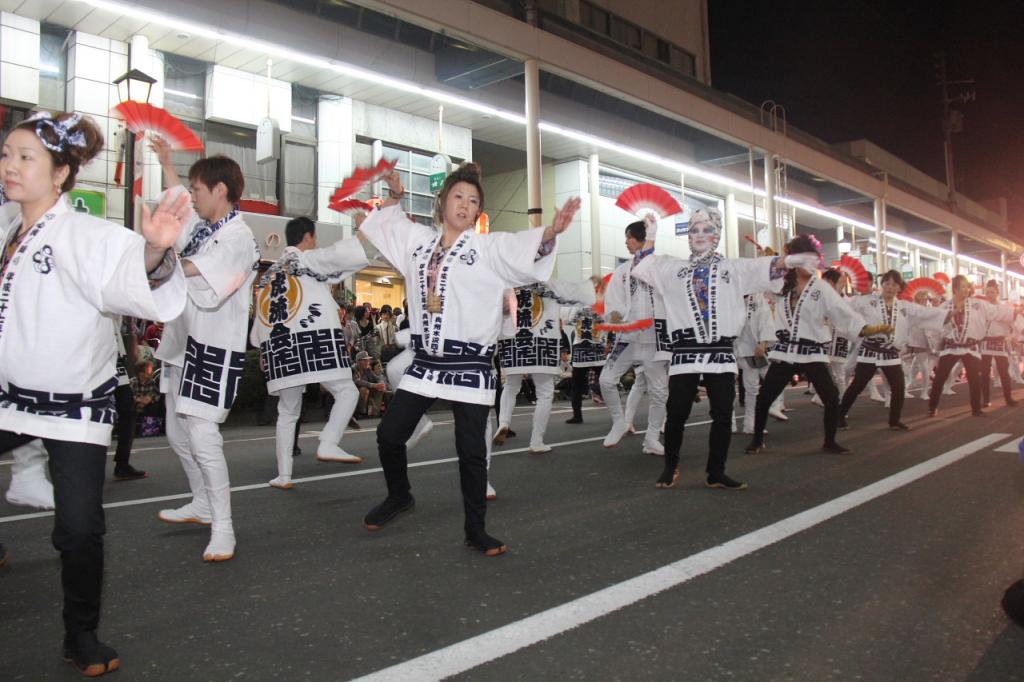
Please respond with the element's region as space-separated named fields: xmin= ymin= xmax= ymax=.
xmin=329 ymin=158 xmax=399 ymax=204
xmin=615 ymin=183 xmax=683 ymax=219
xmin=933 ymin=272 xmax=950 ymax=286
xmin=901 ymin=277 xmax=944 ymax=302
xmin=112 ymin=102 xmax=203 ymax=151
xmin=328 ymin=198 xmax=372 ymax=217
xmin=835 ymin=255 xmax=872 ymax=294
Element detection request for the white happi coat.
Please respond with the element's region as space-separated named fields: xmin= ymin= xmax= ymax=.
xmin=360 ymin=204 xmax=557 ymax=405
xmin=500 ymin=279 xmax=595 ymax=376
xmin=632 ymin=253 xmax=781 ymax=375
xmin=563 ymin=305 xmax=608 ymax=368
xmin=767 ymin=277 xmax=866 ymax=364
xmin=157 ymin=203 xmax=259 ymax=423
xmin=250 ymin=240 xmax=369 ymax=395
xmin=981 ymin=300 xmax=1014 ymax=357
xmin=603 ymin=254 xmax=673 ymax=364
xmin=0 ymin=198 xmax=185 ymax=444
xmin=735 ymin=293 xmax=776 ymax=360
xmin=847 ymin=294 xmax=947 ymax=366
xmin=934 ymin=297 xmax=1014 ymax=358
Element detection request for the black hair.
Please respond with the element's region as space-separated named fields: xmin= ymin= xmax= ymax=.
xmin=189 ymin=155 xmax=245 ymax=203
xmin=625 ymin=220 xmax=646 ymax=242
xmin=880 ymin=269 xmax=906 ymax=292
xmin=285 ymin=216 xmax=316 ymax=247
xmin=822 ymin=269 xmax=842 ymax=285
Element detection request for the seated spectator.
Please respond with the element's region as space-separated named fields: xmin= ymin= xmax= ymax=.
xmin=353 ymin=351 xmax=387 ymax=417
xmin=131 ymin=360 xmax=164 ymax=436
xmin=555 ymin=350 xmax=572 ymax=399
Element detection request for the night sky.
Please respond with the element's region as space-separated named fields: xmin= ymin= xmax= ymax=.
xmin=708 ymin=0 xmax=1024 ymax=235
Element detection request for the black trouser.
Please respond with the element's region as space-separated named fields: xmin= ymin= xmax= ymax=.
xmin=929 ymin=354 xmax=982 ymax=412
xmin=840 ymin=362 xmax=905 ymax=426
xmin=113 ymin=384 xmax=136 ymax=467
xmin=754 ymin=361 xmax=839 ymax=446
xmin=376 ymin=389 xmax=491 ymax=533
xmin=0 ymin=431 xmax=107 ymax=638
xmin=493 ymin=358 xmax=503 ymax=423
xmin=980 ymin=354 xmax=1014 ymax=404
xmin=569 ymin=366 xmax=596 ymax=419
xmin=663 ymin=372 xmax=735 ymax=477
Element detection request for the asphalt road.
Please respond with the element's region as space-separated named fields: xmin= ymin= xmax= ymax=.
xmin=2 ymin=380 xmax=1023 ymax=681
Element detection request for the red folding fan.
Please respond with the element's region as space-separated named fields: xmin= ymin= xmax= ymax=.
xmin=591 ymin=273 xmax=614 ymax=315
xmin=835 ymin=255 xmax=872 ymax=294
xmin=933 ymin=272 xmax=950 ymax=286
xmin=614 ymin=183 xmax=683 ymax=219
xmin=901 ymin=277 xmax=944 ymax=302
xmin=112 ymin=101 xmax=203 ymax=151
xmin=329 ymin=158 xmax=399 ymax=204
xmin=328 ymin=198 xmax=373 ymax=216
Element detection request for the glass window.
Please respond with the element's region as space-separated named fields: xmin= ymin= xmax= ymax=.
xmin=411 ymin=149 xmax=433 ymax=173
xmin=39 ymin=25 xmax=68 ymax=111
xmin=162 ymin=53 xmax=206 ymax=120
xmin=290 ymin=84 xmax=317 ymax=139
xmin=611 ymin=19 xmax=642 ymax=51
xmin=409 ymin=173 xmax=430 ymax=194
xmin=282 ymin=140 xmax=315 ymax=217
xmin=580 ymin=2 xmax=609 ymax=35
xmin=205 ymin=122 xmax=278 ymax=209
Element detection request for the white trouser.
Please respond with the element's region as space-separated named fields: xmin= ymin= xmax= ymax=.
xmin=738 ymin=357 xmax=783 ymax=432
xmin=906 ymin=352 xmax=934 ymax=394
xmin=274 ymin=377 xmax=358 ymax=478
xmin=624 ymin=368 xmax=646 ymax=427
xmin=6 ymin=438 xmax=54 ymax=509
xmin=600 ymin=343 xmax=668 ymax=449
xmin=165 ymin=366 xmax=232 ymax=534
xmin=498 ymin=373 xmax=556 ymax=448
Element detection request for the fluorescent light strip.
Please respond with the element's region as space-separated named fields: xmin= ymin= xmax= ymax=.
xmin=39 ymin=63 xmax=61 ymax=75
xmin=164 ymin=87 xmax=200 ymax=100
xmin=77 ymin=0 xmax=1020 ymax=279
xmin=78 ymin=0 xmax=528 ymax=125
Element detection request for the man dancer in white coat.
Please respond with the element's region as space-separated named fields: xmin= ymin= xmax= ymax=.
xmin=153 ymin=141 xmax=259 ymax=562
xmin=251 ymin=216 xmax=370 ymax=489
xmin=495 ymin=280 xmax=595 ymax=452
xmin=600 ymin=221 xmax=670 ymax=455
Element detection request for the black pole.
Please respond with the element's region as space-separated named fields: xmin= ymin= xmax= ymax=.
xmin=125 ymin=130 xmax=136 ymax=230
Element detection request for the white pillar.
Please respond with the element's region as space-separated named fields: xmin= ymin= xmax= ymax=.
xmin=763 ymin=154 xmax=777 ymax=251
xmin=873 ymin=197 xmax=887 ymax=274
xmin=724 ymin=192 xmax=739 ymax=258
xmin=524 ymin=58 xmax=543 ymax=227
xmin=1001 ymin=251 xmax=1008 ymax=295
xmin=588 ymin=153 xmax=601 ymax=276
xmin=951 ymin=230 xmax=959 ymax=275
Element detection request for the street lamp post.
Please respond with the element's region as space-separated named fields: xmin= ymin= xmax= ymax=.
xmin=112 ymin=68 xmax=157 ymax=230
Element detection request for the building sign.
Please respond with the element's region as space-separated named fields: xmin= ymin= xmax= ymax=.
xmin=429 ymin=153 xmax=451 ymax=193
xmin=68 ymin=188 xmax=106 ymax=218
xmin=675 ymin=221 xmax=689 ymax=236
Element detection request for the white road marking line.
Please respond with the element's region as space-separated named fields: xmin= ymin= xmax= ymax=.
xmin=993 ymin=436 xmax=1022 ymax=452
xmin=349 ymin=432 xmax=1010 ymax=682
xmin=0 ymin=422 xmax=709 ymax=524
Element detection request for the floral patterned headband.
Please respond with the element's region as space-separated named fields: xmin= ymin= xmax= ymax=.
xmin=26 ymin=111 xmax=87 ymax=154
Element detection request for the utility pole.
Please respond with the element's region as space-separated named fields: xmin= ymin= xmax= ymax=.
xmin=933 ymin=51 xmax=975 ymax=204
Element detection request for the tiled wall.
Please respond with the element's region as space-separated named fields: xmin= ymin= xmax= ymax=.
xmin=0 ymin=12 xmax=39 ymax=105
